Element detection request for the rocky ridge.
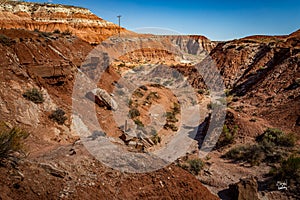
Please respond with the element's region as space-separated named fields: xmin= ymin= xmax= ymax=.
xmin=0 ymin=1 xmax=131 ymax=43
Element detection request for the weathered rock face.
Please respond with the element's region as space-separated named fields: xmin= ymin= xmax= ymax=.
xmin=229 ymin=177 xmax=260 ymax=200
xmin=86 ymin=88 xmax=118 ymax=110
xmin=102 ymin=35 xmax=216 ymax=67
xmin=0 ymin=1 xmax=131 ymax=44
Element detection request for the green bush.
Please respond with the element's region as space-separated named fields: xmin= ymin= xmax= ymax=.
xmin=23 ymin=88 xmax=44 ymax=104
xmin=0 ymin=124 xmax=29 ymax=163
xmin=223 ymin=144 xmax=265 ymax=166
xmin=188 ymin=159 xmax=204 ymax=175
xmin=276 ymin=155 xmax=300 ymax=180
xmin=165 ymin=112 xmax=178 ymax=123
xmin=49 ymin=108 xmax=67 ymax=125
xmin=129 ymin=108 xmax=140 ymax=119
xmin=151 ymin=133 xmax=161 ymax=145
xmin=134 ymin=119 xmax=144 ymax=128
xmin=256 ymin=128 xmax=296 ymax=147
xmin=216 ymin=125 xmax=238 ymax=148
xmin=173 ymin=102 xmax=180 ymax=114
xmin=164 ymin=123 xmax=178 ymax=132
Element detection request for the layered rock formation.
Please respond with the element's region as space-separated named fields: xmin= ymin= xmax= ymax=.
xmin=0 ymin=1 xmax=131 ymax=43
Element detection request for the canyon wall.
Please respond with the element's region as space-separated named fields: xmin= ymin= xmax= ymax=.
xmin=0 ymin=1 xmax=131 ymax=44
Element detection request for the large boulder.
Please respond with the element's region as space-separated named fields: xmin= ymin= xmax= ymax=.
xmin=86 ymin=88 xmax=118 ymax=110
xmin=229 ymin=177 xmax=260 ymax=200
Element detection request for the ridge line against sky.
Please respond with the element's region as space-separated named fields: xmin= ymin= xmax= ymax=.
xmin=25 ymin=0 xmax=300 ymax=41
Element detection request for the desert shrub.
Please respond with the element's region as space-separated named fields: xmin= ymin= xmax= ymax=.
xmin=216 ymin=125 xmax=238 ymax=148
xmin=23 ymin=88 xmax=44 ymax=104
xmin=173 ymin=102 xmax=180 ymax=114
xmin=0 ymin=124 xmax=29 ymax=163
xmin=197 ymin=89 xmax=205 ymax=95
xmin=164 ymin=123 xmax=178 ymax=132
xmin=0 ymin=34 xmax=15 ymax=46
xmin=129 ymin=108 xmax=140 ymax=119
xmin=276 ymin=155 xmax=300 ymax=180
xmin=133 ymin=89 xmax=144 ymax=98
xmin=256 ymin=128 xmax=296 ymax=147
xmin=134 ymin=119 xmax=144 ymax=128
xmin=165 ymin=112 xmax=178 ymax=123
xmin=266 ymin=155 xmax=300 ymax=196
xmin=223 ymin=144 xmax=265 ymax=166
xmin=188 ymin=159 xmax=204 ymax=175
xmin=146 ymin=92 xmax=159 ymax=101
xmin=207 ymin=102 xmax=219 ymax=110
xmin=49 ymin=108 xmax=67 ymax=125
xmin=53 ymin=29 xmax=60 ymax=34
xmin=62 ymin=29 xmax=72 ymax=36
xmin=139 ymin=85 xmax=148 ymax=91
xmin=151 ymin=133 xmax=161 ymax=145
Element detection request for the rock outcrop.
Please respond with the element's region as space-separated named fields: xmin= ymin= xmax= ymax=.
xmin=86 ymin=88 xmax=118 ymax=110
xmin=229 ymin=177 xmax=260 ymax=200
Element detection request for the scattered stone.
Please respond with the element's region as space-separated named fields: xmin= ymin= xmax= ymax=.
xmin=39 ymin=163 xmax=67 ymax=178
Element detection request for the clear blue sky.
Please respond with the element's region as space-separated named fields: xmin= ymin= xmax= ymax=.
xmin=29 ymin=0 xmax=299 ymax=41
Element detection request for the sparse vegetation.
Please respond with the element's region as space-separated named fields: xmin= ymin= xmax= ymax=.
xmin=256 ymin=128 xmax=296 ymax=147
xmin=173 ymin=102 xmax=180 ymax=114
xmin=163 ymin=103 xmax=180 ymax=132
xmin=0 ymin=124 xmax=29 ymax=164
xmin=164 ymin=123 xmax=178 ymax=132
xmin=53 ymin=29 xmax=61 ymax=34
xmin=23 ymin=88 xmax=44 ymax=104
xmin=62 ymin=29 xmax=72 ymax=36
xmin=134 ymin=119 xmax=144 ymax=128
xmin=197 ymin=89 xmax=210 ymax=95
xmin=270 ymin=155 xmax=300 ymax=180
xmin=133 ymin=89 xmax=144 ymax=98
xmin=215 ymin=125 xmax=238 ymax=148
xmin=151 ymin=133 xmax=161 ymax=145
xmin=267 ymin=155 xmax=300 ymax=195
xmin=207 ymin=102 xmax=219 ymax=110
xmin=223 ymin=128 xmax=297 ymax=166
xmin=129 ymin=108 xmax=140 ymax=119
xmin=146 ymin=92 xmax=159 ymax=101
xmin=139 ymin=85 xmax=148 ymax=91
xmin=188 ymin=159 xmax=204 ymax=175
xmin=165 ymin=112 xmax=178 ymax=123
xmin=223 ymin=144 xmax=264 ymax=166
xmin=0 ymin=34 xmax=15 ymax=46
xmin=49 ymin=108 xmax=67 ymax=125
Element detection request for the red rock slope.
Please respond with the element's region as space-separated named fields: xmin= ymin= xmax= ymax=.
xmin=0 ymin=1 xmax=132 ymax=44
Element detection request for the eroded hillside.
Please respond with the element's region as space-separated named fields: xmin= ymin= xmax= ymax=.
xmin=0 ymin=2 xmax=299 ymax=200
xmin=0 ymin=1 xmax=132 ymax=44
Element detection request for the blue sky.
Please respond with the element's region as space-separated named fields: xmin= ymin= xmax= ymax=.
xmin=29 ymin=0 xmax=299 ymax=41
